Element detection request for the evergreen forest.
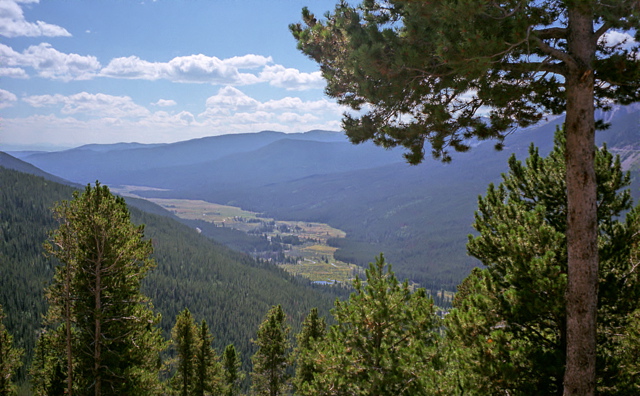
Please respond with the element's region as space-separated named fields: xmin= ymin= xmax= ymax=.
xmin=1 ymin=127 xmax=640 ymax=394
xmin=0 ymin=166 xmax=344 ymax=393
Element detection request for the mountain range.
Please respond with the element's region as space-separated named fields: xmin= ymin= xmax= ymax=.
xmin=9 ymin=103 xmax=640 ymax=290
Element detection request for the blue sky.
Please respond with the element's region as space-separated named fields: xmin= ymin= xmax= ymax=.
xmin=0 ymin=0 xmax=346 ymax=150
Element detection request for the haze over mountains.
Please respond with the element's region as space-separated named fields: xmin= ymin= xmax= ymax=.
xmin=9 ymin=104 xmax=640 ymax=289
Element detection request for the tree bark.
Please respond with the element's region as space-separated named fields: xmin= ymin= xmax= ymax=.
xmin=94 ymin=255 xmax=102 ymax=396
xmin=563 ymin=6 xmax=598 ymax=396
xmin=65 ymin=259 xmax=73 ymax=396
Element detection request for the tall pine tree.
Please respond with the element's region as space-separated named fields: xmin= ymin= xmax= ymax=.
xmin=447 ymin=127 xmax=640 ymax=395
xmin=170 ymin=309 xmax=198 ymax=396
xmin=170 ymin=310 xmax=224 ymax=396
xmin=221 ymin=344 xmax=244 ymax=396
xmin=292 ymin=3 xmax=640 ymax=393
xmin=194 ymin=320 xmax=223 ymax=396
xmin=292 ymin=308 xmax=326 ymax=394
xmin=35 ymin=183 xmax=164 ymax=396
xmin=0 ymin=304 xmax=23 ymax=396
xmin=251 ymin=305 xmax=291 ymax=396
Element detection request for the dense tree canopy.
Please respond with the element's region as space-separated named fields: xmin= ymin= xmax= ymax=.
xmin=298 ymin=255 xmax=444 ymax=395
xmin=292 ymin=1 xmax=639 ymax=162
xmin=292 ymin=1 xmax=640 ymax=393
xmin=0 ymin=304 xmax=23 ymax=395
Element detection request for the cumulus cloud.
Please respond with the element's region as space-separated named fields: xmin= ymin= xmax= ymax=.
xmin=23 ymin=92 xmax=151 ymax=118
xmin=152 ymin=99 xmax=177 ymax=107
xmin=259 ymin=96 xmax=342 ymax=114
xmin=0 ymin=0 xmax=71 ymax=38
xmin=98 ymin=56 xmax=161 ymax=79
xmin=98 ymin=53 xmax=326 ymax=91
xmin=199 ymin=87 xmax=346 ymax=131
xmin=0 ymin=66 xmax=28 ymax=78
xmin=100 ymin=54 xmax=269 ymax=85
xmin=222 ymin=54 xmax=272 ymax=69
xmin=0 ymin=43 xmax=100 ymax=80
xmin=259 ymin=65 xmax=325 ymax=90
xmin=277 ymin=112 xmax=320 ymax=123
xmin=200 ymin=86 xmax=260 ymax=117
xmin=0 ymin=88 xmax=18 ymax=109
xmin=4 ymin=86 xmax=344 ymax=148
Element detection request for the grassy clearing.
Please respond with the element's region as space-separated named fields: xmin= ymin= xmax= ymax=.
xmin=135 ymin=197 xmax=357 ymax=283
xmin=280 ymin=259 xmax=357 ymax=283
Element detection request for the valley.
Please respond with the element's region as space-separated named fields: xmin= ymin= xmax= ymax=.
xmin=114 ymin=185 xmax=360 ymax=283
xmin=9 ymin=105 xmax=640 ymax=292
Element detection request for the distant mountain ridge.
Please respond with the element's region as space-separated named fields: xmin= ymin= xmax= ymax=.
xmin=21 ymin=130 xmax=349 ymax=183
xmin=0 ymin=151 xmax=75 ymax=186
xmin=16 ymin=105 xmax=640 ymax=289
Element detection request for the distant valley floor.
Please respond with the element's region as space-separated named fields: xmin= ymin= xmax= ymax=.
xmin=114 ymin=185 xmax=360 ymax=284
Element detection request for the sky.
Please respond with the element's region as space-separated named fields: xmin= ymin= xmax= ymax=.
xmin=0 ymin=0 xmax=348 ymax=150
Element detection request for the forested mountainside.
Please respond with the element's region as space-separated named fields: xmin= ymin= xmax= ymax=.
xmin=0 ymin=152 xmax=73 ymax=186
xmin=0 ymin=166 xmax=344 ymax=379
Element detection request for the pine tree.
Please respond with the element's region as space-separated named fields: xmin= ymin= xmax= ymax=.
xmin=302 ymin=255 xmax=443 ymax=395
xmin=171 ymin=309 xmax=198 ymax=396
xmin=446 ymin=127 xmax=640 ymax=394
xmin=29 ymin=327 xmax=67 ymax=396
xmin=251 ymin=305 xmax=291 ymax=396
xmin=36 ymin=182 xmax=164 ymax=396
xmin=0 ymin=305 xmax=23 ymax=396
xmin=194 ymin=320 xmax=223 ymax=396
xmin=292 ymin=3 xmax=640 ymax=393
xmin=170 ymin=310 xmax=223 ymax=396
xmin=221 ymin=344 xmax=244 ymax=396
xmin=292 ymin=308 xmax=326 ymax=394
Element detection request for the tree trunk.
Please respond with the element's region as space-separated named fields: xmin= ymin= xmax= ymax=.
xmin=94 ymin=257 xmax=102 ymax=396
xmin=65 ymin=261 xmax=73 ymax=396
xmin=563 ymin=6 xmax=598 ymax=396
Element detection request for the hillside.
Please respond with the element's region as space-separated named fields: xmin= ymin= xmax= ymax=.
xmin=16 ymin=104 xmax=640 ymax=290
xmin=0 ymin=151 xmax=74 ymax=186
xmin=0 ymin=166 xmax=343 ymax=377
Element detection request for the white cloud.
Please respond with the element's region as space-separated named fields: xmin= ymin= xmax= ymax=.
xmin=223 ymin=54 xmax=273 ymax=69
xmin=152 ymin=99 xmax=177 ymax=107
xmin=136 ymin=110 xmax=197 ymax=128
xmin=4 ymin=87 xmax=344 ymax=148
xmin=259 ymin=96 xmax=342 ymax=114
xmin=199 ymin=87 xmax=346 ymax=132
xmin=0 ymin=88 xmax=17 ymax=108
xmin=201 ymin=88 xmax=345 ymax=120
xmin=100 ymin=54 xmax=268 ymax=85
xmin=200 ymin=86 xmax=260 ymax=117
xmin=23 ymin=92 xmax=150 ymax=118
xmin=277 ymin=112 xmax=319 ymax=123
xmin=1 ymin=109 xmax=344 ymax=148
xmin=259 ymin=65 xmax=325 ymax=91
xmin=98 ymin=53 xmax=326 ymax=91
xmin=0 ymin=0 xmax=71 ymax=38
xmin=0 ymin=66 xmax=28 ymax=78
xmin=0 ymin=43 xmax=100 ymax=80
